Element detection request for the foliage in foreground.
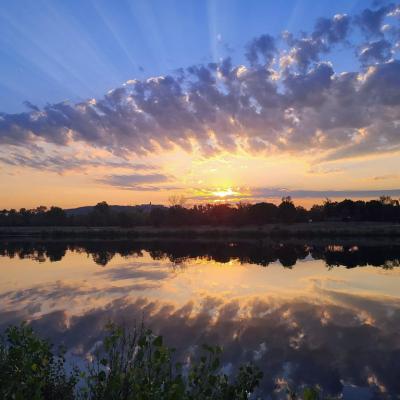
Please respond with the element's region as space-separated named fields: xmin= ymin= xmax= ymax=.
xmin=0 ymin=323 xmax=262 ymax=400
xmin=0 ymin=324 xmax=78 ymax=400
xmin=0 ymin=323 xmax=332 ymax=400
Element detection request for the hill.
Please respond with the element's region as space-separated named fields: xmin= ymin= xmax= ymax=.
xmin=65 ymin=204 xmax=166 ymax=216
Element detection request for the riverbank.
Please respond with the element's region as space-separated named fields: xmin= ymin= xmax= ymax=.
xmin=1 ymin=222 xmax=400 ymax=238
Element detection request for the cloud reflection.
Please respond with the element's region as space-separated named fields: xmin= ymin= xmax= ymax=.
xmin=1 ymin=240 xmax=400 ymax=397
xmin=1 ymin=289 xmax=399 ymax=398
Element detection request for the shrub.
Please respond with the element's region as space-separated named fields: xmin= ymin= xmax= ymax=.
xmin=0 ymin=323 xmax=336 ymax=399
xmin=0 ymin=323 xmax=262 ymax=400
xmin=0 ymin=323 xmax=78 ymax=400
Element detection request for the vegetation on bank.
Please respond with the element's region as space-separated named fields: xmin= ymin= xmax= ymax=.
xmin=1 ymin=196 xmax=400 ymax=228
xmin=0 ymin=323 xmax=328 ymax=399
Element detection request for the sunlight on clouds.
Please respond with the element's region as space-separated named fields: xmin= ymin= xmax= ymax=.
xmin=1 ymin=1 xmax=400 ymax=208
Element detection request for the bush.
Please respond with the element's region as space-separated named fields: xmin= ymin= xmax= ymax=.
xmin=0 ymin=323 xmax=78 ymax=400
xmin=0 ymin=323 xmax=262 ymax=400
xmin=0 ymin=323 xmax=338 ymax=399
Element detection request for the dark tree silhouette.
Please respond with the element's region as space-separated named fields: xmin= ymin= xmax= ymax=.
xmin=278 ymin=197 xmax=297 ymax=223
xmin=248 ymin=202 xmax=278 ymax=225
xmin=0 ymin=196 xmax=399 ymax=227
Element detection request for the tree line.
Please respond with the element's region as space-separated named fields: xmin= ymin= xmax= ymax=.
xmin=1 ymin=196 xmax=400 ymax=227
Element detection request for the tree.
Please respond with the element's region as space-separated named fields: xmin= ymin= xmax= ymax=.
xmin=248 ymin=202 xmax=278 ymax=225
xmin=0 ymin=324 xmax=78 ymax=399
xmin=45 ymin=207 xmax=67 ymax=225
xmin=94 ymin=201 xmax=110 ymax=214
xmin=278 ymin=197 xmax=296 ymax=223
xmin=168 ymin=195 xmax=187 ymax=207
xmin=92 ymin=201 xmax=111 ymax=226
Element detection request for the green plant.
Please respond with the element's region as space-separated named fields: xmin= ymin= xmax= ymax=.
xmin=0 ymin=323 xmax=340 ymax=399
xmin=0 ymin=323 xmax=262 ymax=400
xmin=85 ymin=323 xmax=262 ymax=400
xmin=0 ymin=323 xmax=78 ymax=400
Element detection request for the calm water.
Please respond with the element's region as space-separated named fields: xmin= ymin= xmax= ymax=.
xmin=1 ymin=239 xmax=400 ymax=399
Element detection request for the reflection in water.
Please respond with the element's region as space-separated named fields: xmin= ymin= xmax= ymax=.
xmin=1 ymin=239 xmax=400 ymax=268
xmin=0 ymin=239 xmax=400 ymax=398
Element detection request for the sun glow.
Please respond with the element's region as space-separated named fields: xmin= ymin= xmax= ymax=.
xmin=212 ymin=188 xmax=239 ymax=198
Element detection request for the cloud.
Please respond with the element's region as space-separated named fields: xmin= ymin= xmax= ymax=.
xmin=283 ymin=62 xmax=334 ymax=107
xmin=245 ymin=34 xmax=276 ymax=66
xmin=358 ymin=39 xmax=393 ymax=65
xmin=103 ymin=173 xmax=169 ymax=185
xmin=0 ymin=5 xmax=400 ymax=166
xmin=282 ymin=14 xmax=351 ymax=71
xmin=356 ymin=5 xmax=394 ymax=37
xmin=373 ymin=173 xmax=399 ymax=180
xmin=313 ymin=14 xmax=351 ymax=44
xmin=98 ymin=173 xmax=180 ymax=191
xmin=189 ymin=187 xmax=400 ymax=202
xmin=0 ymin=280 xmax=162 ymax=308
xmin=251 ymin=188 xmax=400 ymax=199
xmin=96 ymin=263 xmax=171 ymax=281
xmin=0 ymin=148 xmax=157 ymax=174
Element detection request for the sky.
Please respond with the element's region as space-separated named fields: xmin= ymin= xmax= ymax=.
xmin=0 ymin=0 xmax=400 ymax=209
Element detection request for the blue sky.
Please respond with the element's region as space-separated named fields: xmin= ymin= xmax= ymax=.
xmin=1 ymin=0 xmax=368 ymax=113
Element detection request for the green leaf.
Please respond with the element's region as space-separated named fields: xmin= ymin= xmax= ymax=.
xmin=303 ymin=387 xmax=319 ymax=400
xmin=98 ymin=370 xmax=106 ymax=382
xmin=153 ymin=335 xmax=163 ymax=347
xmin=100 ymin=358 xmax=108 ymax=366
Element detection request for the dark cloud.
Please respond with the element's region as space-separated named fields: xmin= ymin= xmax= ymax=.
xmin=361 ymin=59 xmax=400 ymax=105
xmin=102 ymin=173 xmax=169 ymax=185
xmin=245 ymin=34 xmax=276 ymax=66
xmin=23 ymin=101 xmax=40 ymax=112
xmin=96 ymin=264 xmax=171 ymax=281
xmin=0 ymin=5 xmax=399 ymax=165
xmin=283 ymin=36 xmax=324 ymax=71
xmin=356 ymin=5 xmax=394 ymax=37
xmin=283 ymin=62 xmax=334 ymax=106
xmin=358 ymin=39 xmax=393 ymax=64
xmin=313 ymin=14 xmax=351 ymax=44
xmin=98 ymin=173 xmax=180 ymax=191
xmin=0 ymin=280 xmax=162 ymax=307
xmin=0 ymin=149 xmax=157 ymax=174
xmin=282 ymin=14 xmax=351 ymax=71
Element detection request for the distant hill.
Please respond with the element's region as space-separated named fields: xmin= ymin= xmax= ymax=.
xmin=65 ymin=204 xmax=166 ymax=216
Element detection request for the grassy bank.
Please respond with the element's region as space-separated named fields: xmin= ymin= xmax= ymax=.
xmin=0 ymin=222 xmax=400 ymax=239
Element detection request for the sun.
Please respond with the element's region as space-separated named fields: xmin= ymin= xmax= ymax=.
xmin=211 ymin=188 xmax=238 ymax=198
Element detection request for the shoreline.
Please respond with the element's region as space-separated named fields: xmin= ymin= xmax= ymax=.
xmin=1 ymin=222 xmax=400 ymax=238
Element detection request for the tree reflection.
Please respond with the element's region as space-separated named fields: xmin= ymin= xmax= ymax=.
xmin=0 ymin=239 xmax=399 ymax=269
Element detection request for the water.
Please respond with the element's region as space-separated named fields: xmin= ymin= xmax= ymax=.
xmin=1 ymin=238 xmax=400 ymax=398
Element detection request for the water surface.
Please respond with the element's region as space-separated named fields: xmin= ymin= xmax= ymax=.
xmin=1 ymin=239 xmax=400 ymax=399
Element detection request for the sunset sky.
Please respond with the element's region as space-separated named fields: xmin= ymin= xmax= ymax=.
xmin=1 ymin=0 xmax=400 ymax=209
